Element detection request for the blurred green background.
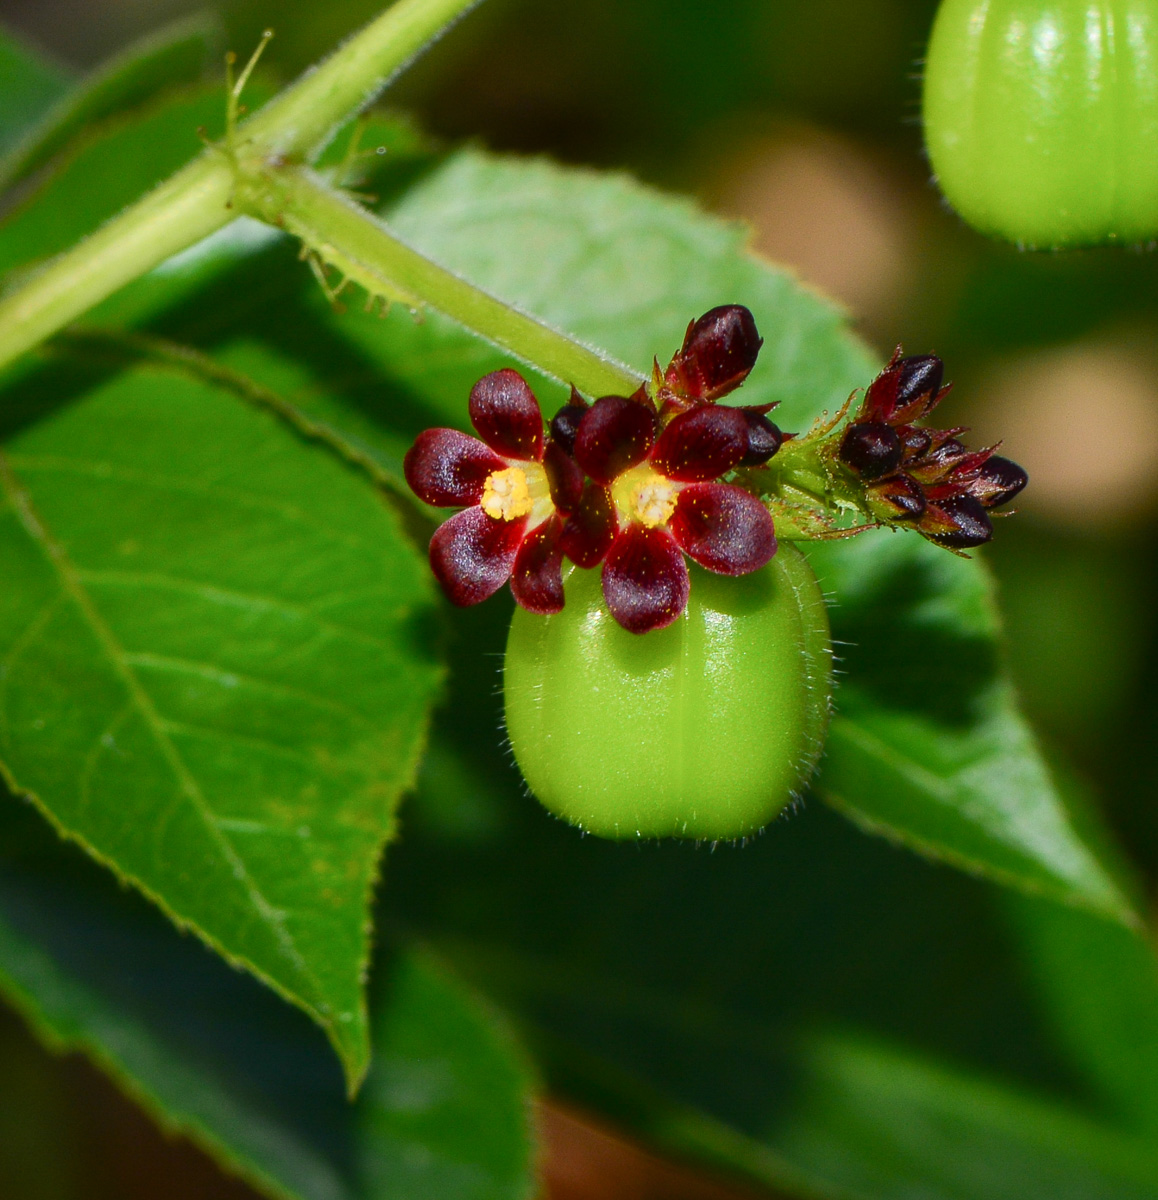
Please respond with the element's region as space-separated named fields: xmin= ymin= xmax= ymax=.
xmin=1 ymin=0 xmax=1156 ymax=1194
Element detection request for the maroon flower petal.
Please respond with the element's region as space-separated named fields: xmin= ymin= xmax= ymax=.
xmin=429 ymin=507 xmax=527 ymax=607
xmin=573 ymin=395 xmax=656 ymax=485
xmin=602 ymin=525 xmax=691 ymax=635
xmin=404 ymin=428 xmax=508 ymax=507
xmin=560 ymin=482 xmax=618 ymax=567
xmin=649 ymin=404 xmax=750 ymax=482
xmin=510 ymin=515 xmax=565 ymax=614
xmin=468 ymin=369 xmax=544 ymax=461
xmin=670 ymin=483 xmax=777 ymax=575
xmin=543 ymin=440 xmax=585 ymax=514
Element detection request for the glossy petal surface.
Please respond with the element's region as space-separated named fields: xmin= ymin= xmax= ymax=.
xmin=671 ymin=483 xmax=777 ymax=576
xmin=601 ymin=524 xmax=690 ymax=634
xmin=429 ymin=507 xmax=526 ymax=606
xmin=573 ymin=395 xmax=655 ymax=485
xmin=650 ymin=404 xmax=749 ymax=482
xmin=404 ymin=428 xmax=507 ymax=508
xmin=468 ymin=368 xmax=544 ymax=461
xmin=510 ymin=516 xmax=565 ymax=614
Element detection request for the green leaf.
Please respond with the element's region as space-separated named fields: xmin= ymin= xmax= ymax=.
xmin=772 ymin=1034 xmax=1158 ymax=1200
xmin=0 ymin=790 xmax=536 ymax=1200
xmin=115 ymin=146 xmax=1132 ymax=916
xmin=0 ymin=14 xmax=217 ymax=194
xmin=1003 ymin=889 xmax=1158 ymax=1136
xmin=0 ymin=348 xmax=441 ymax=1086
xmin=382 ymin=605 xmax=1158 ymax=1199
xmin=0 ymin=30 xmax=70 ymax=157
xmin=805 ymin=532 xmax=1137 ymax=924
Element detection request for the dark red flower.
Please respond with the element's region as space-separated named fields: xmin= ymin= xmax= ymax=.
xmin=404 ymin=369 xmax=577 ymax=614
xmin=566 ymin=396 xmax=777 ymax=634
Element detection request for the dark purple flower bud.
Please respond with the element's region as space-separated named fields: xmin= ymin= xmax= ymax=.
xmin=896 ymin=355 xmax=943 ymax=408
xmin=927 ymin=494 xmax=993 ymax=549
xmin=870 ymin=473 xmax=926 ymax=521
xmin=971 ymin=455 xmax=1028 ymax=508
xmin=549 ymin=402 xmax=588 ymax=456
xmin=839 ymin=421 xmax=905 ymax=481
xmin=666 ymin=305 xmax=763 ymax=401
xmin=739 ymin=410 xmax=783 ymax=466
xmin=898 ymin=425 xmax=932 ymax=459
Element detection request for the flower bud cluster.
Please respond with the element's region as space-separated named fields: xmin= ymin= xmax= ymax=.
xmin=836 ymin=349 xmax=1028 ymax=549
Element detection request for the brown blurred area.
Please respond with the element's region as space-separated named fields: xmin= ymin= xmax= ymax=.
xmin=0 ymin=1002 xmax=774 ymax=1200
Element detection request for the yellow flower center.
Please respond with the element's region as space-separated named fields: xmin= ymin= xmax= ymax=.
xmin=481 ymin=463 xmax=552 ymax=522
xmin=612 ymin=465 xmax=679 ymax=529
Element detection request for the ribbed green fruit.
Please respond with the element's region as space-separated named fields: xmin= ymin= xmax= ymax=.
xmin=923 ymin=0 xmax=1158 ymax=247
xmin=504 ymin=546 xmax=832 ymax=840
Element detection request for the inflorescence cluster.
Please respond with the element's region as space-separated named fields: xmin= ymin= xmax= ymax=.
xmin=404 ymin=306 xmax=1028 ymax=634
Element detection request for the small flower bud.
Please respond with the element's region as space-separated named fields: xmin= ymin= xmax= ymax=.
xmin=898 ymin=425 xmax=932 ymax=459
xmin=971 ymin=455 xmax=1028 ymax=508
xmin=839 ymin=421 xmax=905 ymax=481
xmin=739 ymin=410 xmax=783 ymax=466
xmin=666 ymin=305 xmax=763 ymax=400
xmin=869 ymin=472 xmax=926 ymax=521
xmin=896 ymin=355 xmax=944 ymax=408
xmin=549 ymin=402 xmax=588 ymax=455
xmin=927 ymin=493 xmax=993 ymax=549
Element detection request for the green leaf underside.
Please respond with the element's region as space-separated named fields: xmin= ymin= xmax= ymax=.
xmin=0 ymin=793 xmax=535 ymax=1200
xmin=805 ymin=533 xmax=1135 ymax=923
xmin=0 ymin=357 xmax=441 ymax=1085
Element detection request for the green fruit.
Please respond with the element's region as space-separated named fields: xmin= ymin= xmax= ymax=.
xmin=923 ymin=0 xmax=1158 ymax=247
xmin=504 ymin=546 xmax=832 ymax=840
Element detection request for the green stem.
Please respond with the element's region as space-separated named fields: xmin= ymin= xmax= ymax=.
xmin=0 ymin=0 xmax=484 ymax=376
xmin=237 ymin=164 xmax=644 ymax=397
xmin=0 ymin=158 xmax=235 ymax=371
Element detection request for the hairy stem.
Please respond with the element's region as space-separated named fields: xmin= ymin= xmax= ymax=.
xmin=0 ymin=0 xmax=484 ymax=376
xmin=236 ymin=164 xmax=644 ymax=397
xmin=0 ymin=158 xmax=235 ymax=371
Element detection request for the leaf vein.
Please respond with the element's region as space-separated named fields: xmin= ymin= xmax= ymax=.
xmin=0 ymin=594 xmax=64 ymax=749
xmin=7 ymin=454 xmax=373 ymax=551
xmin=0 ymin=453 xmax=322 ymax=999
xmin=75 ymin=568 xmax=396 ymax=653
xmin=159 ymin=717 xmax=368 ymax=776
xmin=123 ymin=652 xmax=377 ymax=732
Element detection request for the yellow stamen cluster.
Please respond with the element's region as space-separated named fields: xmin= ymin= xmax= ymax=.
xmin=613 ymin=466 xmax=679 ymax=529
xmin=481 ymin=466 xmax=535 ymax=521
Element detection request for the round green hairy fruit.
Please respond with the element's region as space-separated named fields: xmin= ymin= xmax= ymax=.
xmin=504 ymin=545 xmax=832 ymax=840
xmin=923 ymin=0 xmax=1158 ymax=247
